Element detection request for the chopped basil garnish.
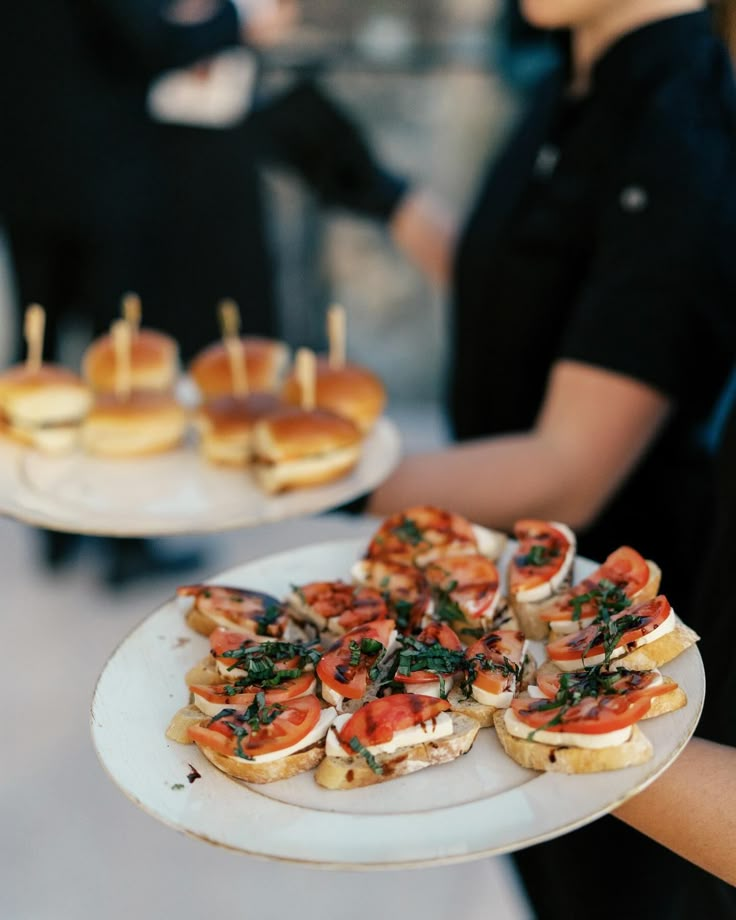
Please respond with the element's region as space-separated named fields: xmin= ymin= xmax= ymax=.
xmin=348 ymin=736 xmax=384 ymax=775
xmin=391 ymin=518 xmax=424 ymax=545
xmin=516 ymin=544 xmax=560 ymax=567
xmin=211 ymin=694 xmax=285 ymax=760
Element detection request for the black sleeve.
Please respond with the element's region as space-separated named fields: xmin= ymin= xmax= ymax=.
xmin=559 ymin=119 xmax=715 ymax=400
xmin=88 ymin=0 xmax=241 ymax=73
xmin=248 ymin=80 xmax=410 ymax=221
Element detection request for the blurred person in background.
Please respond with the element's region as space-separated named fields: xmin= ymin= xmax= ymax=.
xmin=0 ymin=0 xmax=297 ymax=582
xmin=362 ymin=0 xmax=736 ymax=914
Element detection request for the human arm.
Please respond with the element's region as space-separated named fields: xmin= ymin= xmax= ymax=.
xmin=369 ymin=358 xmax=670 ymax=530
xmin=389 ymin=188 xmax=459 ymax=288
xmin=613 ymin=737 xmax=736 ymax=886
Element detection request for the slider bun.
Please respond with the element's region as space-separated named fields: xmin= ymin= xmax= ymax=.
xmin=0 ymin=364 xmax=92 ymax=425
xmin=189 ymin=337 xmax=290 ymax=398
xmin=82 ymin=329 xmax=179 ymax=393
xmin=195 ymin=392 xmax=283 ymax=466
xmin=252 ymin=407 xmax=361 ymax=462
xmin=282 ymin=358 xmax=386 ymax=432
xmin=82 ymin=391 xmax=188 ymax=456
xmin=252 ymin=407 xmax=362 ymax=493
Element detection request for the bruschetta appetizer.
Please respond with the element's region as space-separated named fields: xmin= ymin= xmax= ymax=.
xmin=521 ymin=546 xmax=661 ymax=640
xmin=188 ymin=693 xmax=337 ymax=783
xmin=315 ymin=693 xmax=480 ymax=788
xmin=364 ymin=505 xmax=506 ymax=567
xmin=285 ymin=580 xmax=389 ymax=634
xmin=494 ymin=690 xmax=654 ymax=774
xmin=545 ymin=595 xmax=699 ymax=672
xmin=423 ymin=554 xmax=504 ymax=639
xmin=316 ymin=618 xmax=397 ymax=711
xmin=507 ymin=520 xmax=576 ymax=639
xmin=447 ymin=630 xmax=531 ymax=727
xmin=177 ymin=584 xmax=291 ymax=639
xmin=530 ymin=661 xmax=687 ymax=719
xmin=351 ymin=558 xmax=433 ymax=634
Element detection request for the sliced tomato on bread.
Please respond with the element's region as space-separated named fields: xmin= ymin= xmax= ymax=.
xmin=466 ymin=630 xmax=526 ymax=696
xmin=394 ymin=621 xmax=465 ymax=685
xmin=189 ymin=694 xmax=322 ymax=759
xmin=190 ymin=672 xmax=316 ymax=713
xmin=536 ymin=665 xmax=679 ymax=709
xmin=547 ymin=595 xmax=673 ymax=669
xmin=335 ymin=694 xmax=451 ymax=753
xmin=510 ymin=693 xmax=651 ymax=735
xmin=365 ymin=505 xmax=479 ymax=566
xmin=508 ymin=520 xmax=575 ymax=598
xmin=316 ymin=619 xmax=395 ymax=700
xmin=540 ymin=546 xmax=651 ymax=627
xmin=424 ymin=554 xmax=501 ymax=625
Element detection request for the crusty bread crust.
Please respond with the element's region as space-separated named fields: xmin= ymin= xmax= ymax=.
xmin=185 ymin=606 xmax=219 ymax=637
xmin=615 ymin=620 xmax=700 ymax=671
xmin=185 ymin=654 xmax=221 ymax=687
xmin=166 ymin=703 xmax=205 ymax=744
xmin=314 ymin=713 xmax=480 ymax=789
xmin=195 ymin=739 xmax=326 ymax=783
xmin=493 ymin=710 xmax=653 ymax=773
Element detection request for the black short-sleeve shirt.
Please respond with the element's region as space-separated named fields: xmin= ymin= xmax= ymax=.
xmin=451 ymin=12 xmax=736 ymax=615
xmin=451 ymin=13 xmax=736 ymax=915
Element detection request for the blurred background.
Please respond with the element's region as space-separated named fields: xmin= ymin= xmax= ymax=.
xmin=0 ymin=2 xmax=549 ymax=918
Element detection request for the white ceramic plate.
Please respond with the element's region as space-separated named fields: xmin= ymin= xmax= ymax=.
xmin=0 ymin=419 xmax=400 ymax=537
xmin=91 ymin=538 xmax=704 ymax=869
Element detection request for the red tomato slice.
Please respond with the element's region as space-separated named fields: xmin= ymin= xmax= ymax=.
xmin=334 ymin=588 xmax=389 ymax=632
xmin=511 ymin=693 xmax=651 ymax=734
xmin=316 ymin=619 xmax=395 ymax=699
xmin=536 ymin=667 xmax=676 ymax=706
xmin=424 ymin=554 xmax=500 ymax=620
xmin=178 ymin=584 xmax=287 ymax=635
xmin=295 ymin=582 xmax=389 ymax=631
xmin=354 ymin=559 xmax=431 ymax=634
xmin=190 ymin=672 xmax=315 ymax=707
xmin=540 ymin=546 xmax=649 ymax=624
xmin=365 ymin=505 xmax=478 ymax=565
xmin=546 ymin=595 xmax=672 ymax=663
xmin=337 ymin=694 xmax=451 ymax=751
xmin=394 ymin=621 xmax=464 ymax=684
xmin=509 ymin=520 xmax=571 ymax=593
xmin=466 ymin=630 xmax=526 ymax=695
xmin=189 ymin=695 xmax=321 ymax=758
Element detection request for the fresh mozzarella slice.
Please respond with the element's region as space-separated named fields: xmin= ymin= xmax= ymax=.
xmin=504 ymin=707 xmax=632 ymax=749
xmin=325 ymin=710 xmax=454 ymax=758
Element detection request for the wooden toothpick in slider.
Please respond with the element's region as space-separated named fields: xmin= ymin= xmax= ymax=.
xmin=218 ymin=299 xmax=248 ymax=396
xmin=327 ymin=303 xmax=346 ymax=370
xmin=24 ymin=303 xmax=46 ymax=374
xmin=111 ymin=319 xmax=133 ymax=400
xmin=121 ymin=291 xmax=142 ymax=335
xmin=295 ymin=347 xmax=317 ymax=411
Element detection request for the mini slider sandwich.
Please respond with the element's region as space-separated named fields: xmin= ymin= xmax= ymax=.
xmin=82 ymin=320 xmax=187 ymax=456
xmin=251 ymin=348 xmax=363 ymax=494
xmin=193 ymin=300 xmax=282 ymax=465
xmin=281 ymin=304 xmax=386 ymax=433
xmin=189 ymin=300 xmax=289 ymax=399
xmin=0 ymin=305 xmax=92 ymax=453
xmin=82 ymin=293 xmax=179 ymax=393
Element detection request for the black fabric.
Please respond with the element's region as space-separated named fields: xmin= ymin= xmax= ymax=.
xmin=451 ymin=12 xmax=736 ymax=613
xmin=449 ymin=12 xmax=736 ymax=914
xmin=249 ymin=80 xmax=409 ymax=221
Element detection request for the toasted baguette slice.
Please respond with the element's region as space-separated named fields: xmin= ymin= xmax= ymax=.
xmin=614 ymin=618 xmax=700 ymax=671
xmin=514 ymin=559 xmax=662 ymax=641
xmin=314 ymin=713 xmax=480 ymax=789
xmin=185 ymin=654 xmax=221 ymax=687
xmin=493 ymin=709 xmax=653 ymax=773
xmin=166 ymin=703 xmax=206 ymax=744
xmin=195 ymin=738 xmax=326 ymax=783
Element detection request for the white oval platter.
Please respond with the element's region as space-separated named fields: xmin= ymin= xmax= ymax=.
xmin=91 ymin=537 xmax=704 ymax=869
xmin=0 ymin=418 xmax=400 ymax=537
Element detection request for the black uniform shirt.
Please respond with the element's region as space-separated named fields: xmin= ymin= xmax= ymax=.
xmin=451 ymin=12 xmax=736 ymax=612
